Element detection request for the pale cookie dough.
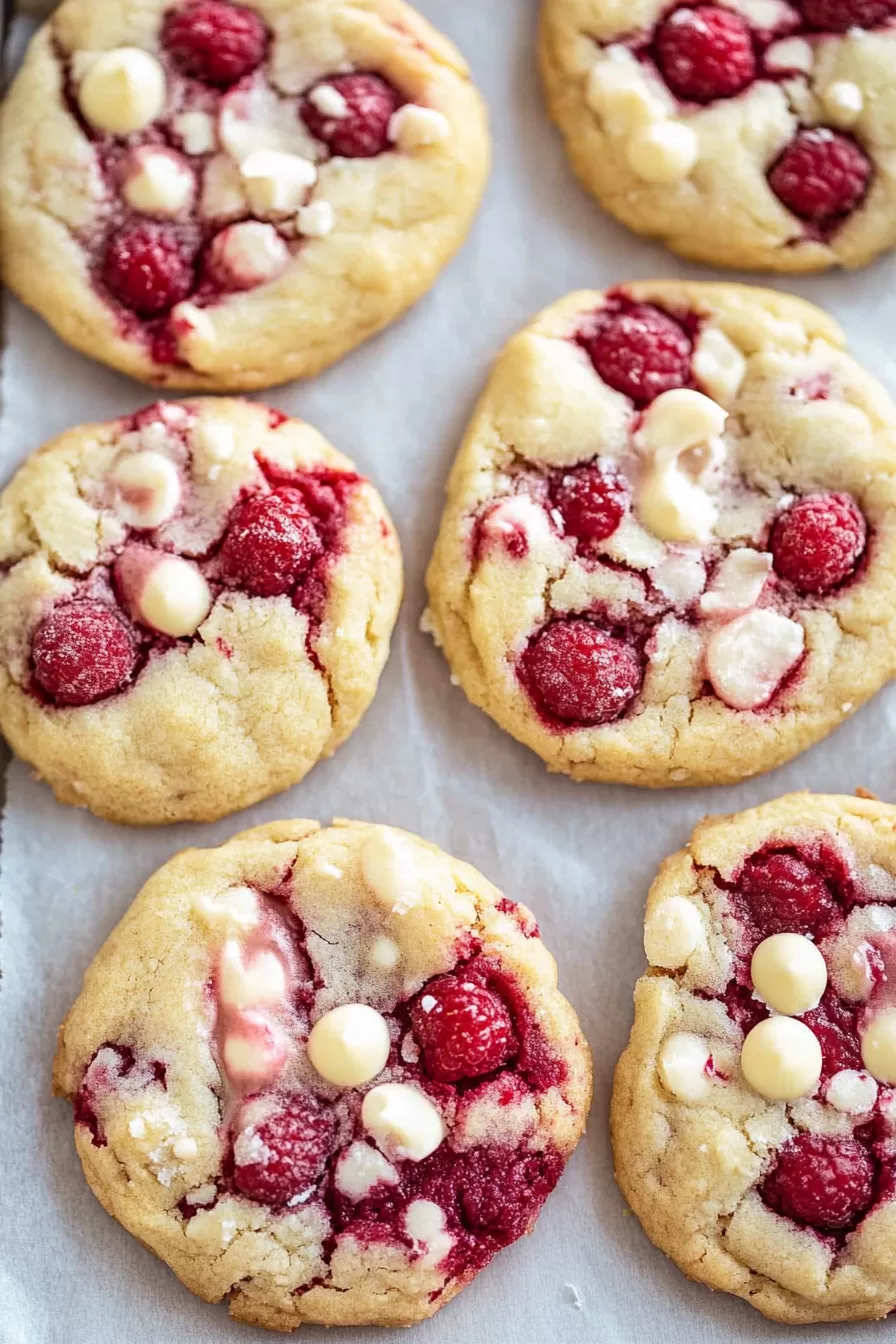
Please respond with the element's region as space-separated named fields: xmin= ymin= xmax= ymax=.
xmin=424 ymin=282 xmax=896 ymax=788
xmin=53 ymin=818 xmax=592 ymax=1331
xmin=613 ymin=792 xmax=896 ymax=1324
xmin=539 ymin=0 xmax=896 ymax=271
xmin=0 ymin=0 xmax=489 ymax=390
xmin=0 ymin=399 xmax=402 ymax=823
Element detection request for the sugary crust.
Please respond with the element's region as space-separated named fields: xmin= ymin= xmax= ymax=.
xmin=424 ymin=281 xmax=896 ymax=788
xmin=53 ymin=819 xmax=592 ymax=1330
xmin=539 ymin=0 xmax=896 ymax=272
xmin=0 ymin=0 xmax=490 ymax=390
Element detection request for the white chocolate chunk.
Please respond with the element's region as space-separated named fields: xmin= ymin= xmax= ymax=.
xmin=706 ymin=609 xmax=804 ymax=711
xmin=307 ymin=1004 xmax=391 ymax=1087
xmin=585 ymin=49 xmax=668 ymax=131
xmin=645 ymin=897 xmax=703 ymax=968
xmin=637 ymin=389 xmax=728 ymax=463
xmin=308 ymin=83 xmax=349 ymax=118
xmin=481 ymin=495 xmax=553 ymax=552
xmin=368 ymin=936 xmax=401 ymax=970
xmin=750 ymin=934 xmax=827 ymax=1015
xmin=658 ymin=1032 xmax=712 ymax=1101
xmin=219 ymin=939 xmax=287 ymax=1010
xmin=404 ymin=1199 xmax=454 ymax=1267
xmin=192 ymin=417 xmax=235 ymax=464
xmin=822 ymin=81 xmax=864 ymax=127
xmin=650 ymin=551 xmax=706 ymax=605
xmin=201 ymin=154 xmax=248 ymax=221
xmin=627 ymin=121 xmax=698 ymax=183
xmin=240 ymin=149 xmax=317 ymax=216
xmin=861 ymin=1008 xmax=896 ymax=1083
xmin=635 ymin=390 xmax=727 ymax=543
xmin=699 ymin=549 xmax=772 ymax=617
xmin=210 ymin=222 xmax=289 ymax=289
xmin=362 ymin=1083 xmax=446 ymax=1160
xmin=219 ymin=78 xmax=320 ymax=164
xmin=764 ymin=37 xmax=814 ymax=74
xmin=135 ymin=555 xmax=212 ymax=637
xmin=740 ymin=1017 xmax=822 ymax=1101
xmin=196 ymin=885 xmax=259 ymax=931
xmin=223 ymin=1014 xmax=288 ymax=1087
xmin=693 ymin=328 xmax=748 ymax=405
xmin=297 ymin=200 xmax=335 ymax=238
xmin=335 ymin=1141 xmax=398 ymax=1199
xmin=388 ymin=104 xmax=451 ymax=150
xmin=78 ymin=47 xmax=166 ymax=136
xmin=827 ymin=1069 xmax=878 ymax=1114
xmin=111 ymin=450 xmax=181 ymax=529
xmin=173 ymin=110 xmax=216 ymax=155
xmin=172 ymin=1136 xmax=198 ymax=1160
xmin=171 ymin=302 xmax=217 ymax=354
xmin=123 ymin=149 xmax=194 ymax=217
xmin=362 ymin=830 xmax=423 ymax=914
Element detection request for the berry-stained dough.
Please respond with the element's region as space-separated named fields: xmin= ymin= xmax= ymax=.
xmin=53 ymin=818 xmax=592 ymax=1331
xmin=613 ymin=792 xmax=896 ymax=1324
xmin=0 ymin=0 xmax=489 ymax=390
xmin=424 ymin=282 xmax=896 ymax=788
xmin=0 ymin=399 xmax=402 ymax=824
xmin=539 ymin=0 xmax=896 ymax=271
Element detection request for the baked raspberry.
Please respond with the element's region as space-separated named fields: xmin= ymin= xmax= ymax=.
xmin=803 ymin=994 xmax=862 ymax=1077
xmin=550 ymin=464 xmax=630 ymax=545
xmin=219 ymin=489 xmax=323 ymax=597
xmin=581 ymin=305 xmax=692 ymax=405
xmin=736 ymin=851 xmax=839 ymax=937
xmin=301 ymin=73 xmax=400 ymax=158
xmin=761 ymin=1134 xmax=875 ymax=1231
xmin=102 ymin=224 xmax=196 ymax=318
xmin=521 ymin=619 xmax=643 ymax=726
xmin=770 ymin=492 xmax=866 ymax=593
xmin=800 ymin=0 xmax=896 ymax=31
xmin=457 ymin=1147 xmax=564 ymax=1240
xmin=233 ymin=1094 xmax=335 ymax=1205
xmin=32 ymin=601 xmax=137 ymax=706
xmin=768 ymin=130 xmax=872 ymax=225
xmin=162 ymin=1 xmax=268 ymax=86
xmin=655 ymin=7 xmax=757 ymax=103
xmin=411 ymin=976 xmax=518 ymax=1083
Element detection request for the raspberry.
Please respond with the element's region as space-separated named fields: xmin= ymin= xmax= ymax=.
xmin=233 ymin=1094 xmax=335 ymax=1205
xmin=219 ymin=489 xmax=323 ymax=597
xmin=163 ymin=1 xmax=267 ymax=86
xmin=32 ymin=600 xmax=137 ymax=706
xmin=301 ymin=73 xmax=400 ymax=158
xmin=550 ymin=464 xmax=629 ymax=545
xmin=102 ymin=224 xmax=196 ymax=318
xmin=768 ymin=130 xmax=872 ymax=225
xmin=521 ymin=619 xmax=643 ymax=726
xmin=457 ymin=1147 xmax=564 ymax=1240
xmin=656 ymin=7 xmax=757 ymax=103
xmin=581 ymin=305 xmax=692 ymax=405
xmin=411 ymin=976 xmax=518 ymax=1083
xmin=800 ymin=0 xmax=896 ymax=30
xmin=803 ymin=994 xmax=862 ymax=1077
xmin=770 ymin=492 xmax=866 ymax=593
xmin=761 ymin=1134 xmax=875 ymax=1231
xmin=737 ymin=852 xmax=839 ymax=937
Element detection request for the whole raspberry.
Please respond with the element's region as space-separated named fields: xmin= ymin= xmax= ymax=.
xmin=800 ymin=0 xmax=896 ymax=30
xmin=32 ymin=600 xmax=137 ymax=706
xmin=521 ymin=619 xmax=643 ymax=726
xmin=581 ymin=305 xmax=692 ymax=405
xmin=770 ymin=492 xmax=866 ymax=593
xmin=301 ymin=73 xmax=400 ymax=158
xmin=411 ymin=975 xmax=518 ymax=1083
xmin=656 ymin=6 xmax=757 ymax=103
xmin=768 ymin=130 xmax=872 ymax=225
xmin=219 ymin=489 xmax=323 ymax=597
xmin=163 ymin=1 xmax=268 ymax=86
xmin=102 ymin=224 xmax=196 ymax=318
xmin=550 ymin=464 xmax=629 ymax=545
xmin=737 ymin=851 xmax=839 ymax=937
xmin=761 ymin=1134 xmax=875 ymax=1231
xmin=232 ymin=1094 xmax=335 ymax=1205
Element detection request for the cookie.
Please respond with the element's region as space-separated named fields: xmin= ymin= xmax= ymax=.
xmin=53 ymin=818 xmax=592 ymax=1331
xmin=0 ymin=399 xmax=402 ymax=824
xmin=0 ymin=0 xmax=489 ymax=390
xmin=424 ymin=281 xmax=896 ymax=788
xmin=539 ymin=0 xmax=896 ymax=271
xmin=611 ymin=792 xmax=896 ymax=1324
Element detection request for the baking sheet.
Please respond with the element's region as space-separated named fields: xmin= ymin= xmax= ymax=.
xmin=3 ymin=3 xmax=896 ymax=1341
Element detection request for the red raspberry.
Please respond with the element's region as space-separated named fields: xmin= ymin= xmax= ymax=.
xmin=521 ymin=619 xmax=643 ymax=726
xmin=770 ymin=492 xmax=866 ymax=593
xmin=102 ymin=224 xmax=196 ymax=318
xmin=582 ymin=305 xmax=692 ymax=405
xmin=301 ymin=73 xmax=400 ymax=158
xmin=803 ymin=994 xmax=862 ymax=1077
xmin=768 ymin=130 xmax=872 ymax=225
xmin=761 ymin=1134 xmax=875 ymax=1231
xmin=801 ymin=0 xmax=896 ymax=30
xmin=163 ymin=1 xmax=267 ymax=86
xmin=550 ymin=464 xmax=629 ymax=545
xmin=737 ymin=852 xmax=838 ymax=937
xmin=232 ymin=1094 xmax=335 ymax=1205
xmin=411 ymin=976 xmax=518 ymax=1083
xmin=32 ymin=601 xmax=137 ymax=707
xmin=656 ymin=6 xmax=757 ymax=103
xmin=457 ymin=1147 xmax=564 ymax=1240
xmin=219 ymin=489 xmax=323 ymax=597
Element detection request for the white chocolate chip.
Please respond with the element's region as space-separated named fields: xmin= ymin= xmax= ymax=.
xmin=388 ymin=104 xmax=451 ymax=150
xmin=650 ymin=550 xmax=706 ymax=605
xmin=196 ymin=886 xmax=259 ymax=931
xmin=706 ymin=609 xmax=804 ymax=711
xmin=827 ymin=1069 xmax=878 ymax=1115
xmin=184 ymin=1183 xmax=217 ymax=1206
xmin=135 ymin=555 xmax=212 ymax=637
xmin=172 ymin=1136 xmax=198 ymax=1160
xmin=404 ymin=1199 xmax=454 ymax=1267
xmin=334 ymin=1141 xmax=398 ymax=1199
xmin=171 ymin=301 xmax=217 ymax=352
xmin=128 ymin=1116 xmax=146 ymax=1138
xmin=240 ymin=149 xmax=317 ymax=216
xmin=201 ymin=154 xmax=248 ymax=222
xmin=750 ymin=934 xmax=827 ymax=1015
xmin=635 ymin=390 xmax=728 ymax=543
xmin=308 ymin=83 xmax=349 ymax=118
xmin=480 ymin=495 xmax=554 ymax=553
xmin=740 ymin=1017 xmax=822 ymax=1101
xmin=219 ymin=78 xmax=320 ymax=164
xmin=223 ymin=1013 xmax=288 ymax=1087
xmin=122 ymin=149 xmax=194 ymax=217
xmin=110 ymin=450 xmax=181 ymax=529
xmin=209 ymin=222 xmax=289 ymax=289
xmin=637 ymin=389 xmax=728 ymax=462
xmin=173 ymin=110 xmax=216 ymax=155
xmin=692 ymin=328 xmax=748 ymax=405
xmin=219 ymin=939 xmax=287 ymax=1010
xmin=822 ymin=81 xmax=864 ymax=127
xmin=645 ymin=897 xmax=703 ymax=968
xmin=699 ymin=549 xmax=772 ymax=618
xmin=585 ymin=48 xmax=669 ymax=131
xmin=764 ymin=37 xmax=814 ymax=74
xmin=362 ymin=1083 xmax=445 ymax=1161
xmin=626 ymin=121 xmax=698 ymax=183
xmin=78 ymin=47 xmax=166 ymax=136
xmin=658 ymin=1032 xmax=712 ymax=1101
xmin=361 ymin=830 xmax=423 ymax=914
xmin=369 ymin=936 xmax=401 ymax=970
xmin=192 ymin=417 xmax=235 ymax=463
xmin=297 ymin=200 xmax=335 ymax=237
xmin=861 ymin=1008 xmax=896 ymax=1084
xmin=307 ymin=1004 xmax=391 ymax=1087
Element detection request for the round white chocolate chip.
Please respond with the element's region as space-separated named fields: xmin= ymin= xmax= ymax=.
xmin=861 ymin=1007 xmax=896 ymax=1084
xmin=822 ymin=81 xmax=864 ymax=128
xmin=388 ymin=104 xmax=451 ymax=150
xmin=368 ymin=936 xmax=401 ymax=970
xmin=644 ymin=897 xmax=703 ymax=969
xmin=240 ymin=149 xmax=317 ymax=216
xmin=658 ymin=1032 xmax=712 ymax=1101
xmin=78 ymin=47 xmax=166 ymax=136
xmin=219 ymin=940 xmax=287 ymax=1011
xmin=827 ymin=1069 xmax=878 ymax=1115
xmin=362 ymin=1083 xmax=446 ymax=1161
xmin=111 ymin=450 xmax=181 ymax=529
xmin=307 ymin=1004 xmax=391 ymax=1087
xmin=740 ymin=1016 xmax=822 ymax=1101
xmin=123 ymin=149 xmax=195 ymax=217
xmin=626 ymin=121 xmax=698 ymax=183
xmin=210 ymin=221 xmax=289 ymax=289
xmin=750 ymin=933 xmax=827 ymax=1015
xmin=706 ymin=609 xmax=804 ymax=711
xmin=173 ymin=110 xmax=216 ymax=155
xmin=136 ymin=555 xmax=212 ymax=637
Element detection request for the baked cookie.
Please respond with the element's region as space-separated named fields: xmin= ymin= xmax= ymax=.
xmin=539 ymin=0 xmax=896 ymax=271
xmin=0 ymin=399 xmax=401 ymax=823
xmin=0 ymin=0 xmax=489 ymax=390
xmin=612 ymin=792 xmax=896 ymax=1324
xmin=424 ymin=281 xmax=896 ymax=788
xmin=53 ymin=818 xmax=591 ymax=1330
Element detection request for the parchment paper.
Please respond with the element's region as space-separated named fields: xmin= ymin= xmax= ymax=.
xmin=4 ymin=4 xmax=896 ymax=1341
